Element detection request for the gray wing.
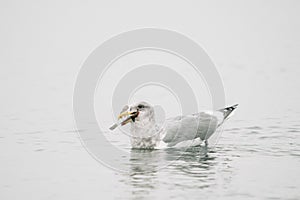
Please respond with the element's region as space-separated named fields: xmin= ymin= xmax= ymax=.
xmin=162 ymin=104 xmax=238 ymax=147
xmin=162 ymin=112 xmax=220 ymax=146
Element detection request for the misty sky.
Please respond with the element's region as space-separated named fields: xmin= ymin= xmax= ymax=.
xmin=1 ymin=0 xmax=299 ymax=122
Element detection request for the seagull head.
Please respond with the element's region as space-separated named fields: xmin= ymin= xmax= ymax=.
xmin=118 ymin=101 xmax=155 ymax=126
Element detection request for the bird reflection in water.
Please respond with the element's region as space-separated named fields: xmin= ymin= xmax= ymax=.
xmin=123 ymin=146 xmax=219 ymax=199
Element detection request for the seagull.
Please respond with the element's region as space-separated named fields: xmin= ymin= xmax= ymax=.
xmin=110 ymin=102 xmax=238 ymax=149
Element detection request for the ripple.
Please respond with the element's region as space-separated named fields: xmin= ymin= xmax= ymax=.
xmin=244 ymin=126 xmax=263 ymax=130
xmin=34 ymin=149 xmax=45 ymax=152
xmin=14 ymin=131 xmax=42 ymax=135
xmin=289 ymin=152 xmax=300 ymax=157
xmin=288 ymin=129 xmax=300 ymax=133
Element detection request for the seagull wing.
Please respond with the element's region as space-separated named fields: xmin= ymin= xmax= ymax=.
xmin=162 ymin=104 xmax=238 ymax=146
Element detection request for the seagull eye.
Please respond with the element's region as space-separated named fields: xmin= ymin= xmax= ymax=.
xmin=137 ymin=104 xmax=145 ymax=109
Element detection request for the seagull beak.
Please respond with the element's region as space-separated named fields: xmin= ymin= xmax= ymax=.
xmin=118 ymin=111 xmax=131 ymax=119
xmin=118 ymin=110 xmax=139 ymax=125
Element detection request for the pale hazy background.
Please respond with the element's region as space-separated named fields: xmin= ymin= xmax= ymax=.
xmin=1 ymin=1 xmax=300 ymax=199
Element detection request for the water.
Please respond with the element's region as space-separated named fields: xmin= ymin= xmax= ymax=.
xmin=1 ymin=108 xmax=299 ymax=199
xmin=1 ymin=1 xmax=300 ymax=199
xmin=113 ymin=117 xmax=300 ymax=200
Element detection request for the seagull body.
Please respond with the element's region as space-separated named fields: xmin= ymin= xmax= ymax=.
xmin=110 ymin=102 xmax=238 ymax=149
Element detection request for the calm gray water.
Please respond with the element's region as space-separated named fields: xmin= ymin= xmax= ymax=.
xmin=1 ymin=107 xmax=300 ymax=199
xmin=1 ymin=1 xmax=300 ymax=199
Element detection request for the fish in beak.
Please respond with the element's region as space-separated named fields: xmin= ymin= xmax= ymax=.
xmin=109 ymin=108 xmax=139 ymax=130
xmin=118 ymin=110 xmax=139 ymax=125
